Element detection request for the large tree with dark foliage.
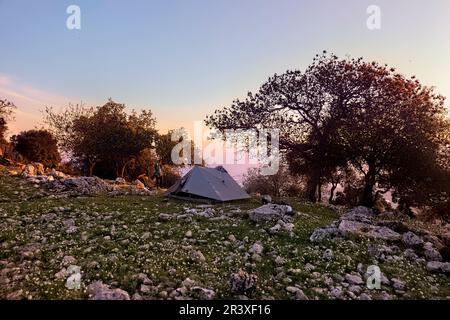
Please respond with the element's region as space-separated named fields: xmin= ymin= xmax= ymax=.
xmin=206 ymin=52 xmax=450 ymax=212
xmin=12 ymin=130 xmax=61 ymax=167
xmin=45 ymin=99 xmax=157 ymax=177
xmin=155 ymin=130 xmax=204 ymax=166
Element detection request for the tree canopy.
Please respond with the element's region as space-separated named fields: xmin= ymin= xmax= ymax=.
xmin=45 ymin=99 xmax=157 ymax=177
xmin=206 ymin=52 xmax=450 ymax=213
xmin=11 ymin=130 xmax=61 ymax=168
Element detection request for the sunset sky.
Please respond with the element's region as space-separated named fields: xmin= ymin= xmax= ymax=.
xmin=1 ymin=0 xmax=449 ymax=137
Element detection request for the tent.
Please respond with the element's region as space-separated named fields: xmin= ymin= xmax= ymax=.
xmin=165 ymin=166 xmax=251 ymax=202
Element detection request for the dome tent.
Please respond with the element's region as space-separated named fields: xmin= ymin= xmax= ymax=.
xmin=165 ymin=166 xmax=250 ymax=202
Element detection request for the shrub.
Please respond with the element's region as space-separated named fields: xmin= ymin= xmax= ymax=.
xmin=12 ymin=130 xmax=61 ymax=168
xmin=242 ymin=166 xmax=304 ymax=197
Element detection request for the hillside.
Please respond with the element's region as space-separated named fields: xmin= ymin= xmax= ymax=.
xmin=0 ymin=170 xmax=449 ymax=300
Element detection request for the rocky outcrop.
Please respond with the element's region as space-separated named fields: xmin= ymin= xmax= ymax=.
xmin=338 ymin=220 xmax=402 ymax=241
xmin=20 ymin=162 xmax=45 ymax=178
xmin=248 ymin=204 xmax=294 ymax=223
xmin=310 ymin=206 xmax=450 ymax=276
xmin=49 ymin=176 xmax=115 ymax=195
xmin=426 ymin=261 xmax=450 ymax=274
xmin=310 ymin=227 xmax=343 ymax=242
xmin=311 ymin=206 xmax=403 ymax=242
xmin=20 ymin=162 xmax=45 ymax=177
xmin=35 ymin=174 xmax=153 ymax=197
xmin=9 ymin=161 xmax=155 ymax=197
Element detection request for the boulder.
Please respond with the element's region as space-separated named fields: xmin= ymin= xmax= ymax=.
xmin=403 ymin=248 xmax=418 ymax=261
xmin=425 ymin=261 xmax=450 ymax=274
xmin=341 ymin=206 xmax=375 ymax=224
xmin=182 ymin=277 xmax=195 ymax=289
xmin=422 ymin=234 xmax=444 ymax=251
xmin=158 ymin=213 xmax=172 ymax=221
xmin=33 ymin=163 xmax=45 ymax=175
xmin=338 ymin=220 xmax=401 ymax=241
xmin=248 ymin=204 xmax=293 ymax=223
xmin=344 ymin=274 xmax=364 ymax=285
xmin=424 ymin=247 xmax=443 ymax=262
xmin=278 ymin=220 xmax=294 ymax=232
xmin=376 ymin=221 xmax=411 ymax=234
xmin=191 ymin=287 xmax=216 ymax=300
xmin=268 ymin=224 xmax=282 ymax=235
xmin=269 ymin=220 xmax=294 ymax=235
xmin=391 ymin=278 xmax=406 ymax=291
xmin=190 ymin=250 xmax=206 ymax=263
xmin=115 ymin=177 xmax=126 ymax=184
xmin=86 ymin=281 xmax=130 ymax=300
xmin=21 ymin=162 xmax=45 ymax=176
xmin=48 ymin=176 xmax=115 ymax=195
xmin=133 ymin=179 xmax=145 ymax=190
xmin=249 ymin=242 xmax=263 ymax=255
xmin=401 ymin=232 xmax=424 ymax=248
xmin=229 ymin=270 xmax=257 ymax=297
xmin=310 ymin=227 xmax=342 ymax=243
xmin=21 ymin=164 xmax=36 ymax=177
xmin=323 ymin=249 xmax=333 ymax=260
xmin=47 ymin=169 xmax=66 ymax=179
xmin=426 ymin=261 xmax=443 ymax=273
xmin=286 ymin=286 xmax=308 ymax=300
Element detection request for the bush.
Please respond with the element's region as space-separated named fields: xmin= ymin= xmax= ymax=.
xmin=11 ymin=130 xmax=61 ymax=168
xmin=160 ymin=165 xmax=181 ymax=188
xmin=57 ymin=161 xmax=83 ymax=176
xmin=242 ymin=166 xmax=304 ymax=197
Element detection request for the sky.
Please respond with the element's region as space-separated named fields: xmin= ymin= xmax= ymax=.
xmin=1 ymin=0 xmax=450 ymax=178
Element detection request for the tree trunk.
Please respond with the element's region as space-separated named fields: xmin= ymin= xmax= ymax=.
xmin=360 ymin=163 xmax=376 ymax=207
xmin=306 ymin=167 xmax=321 ymax=202
xmin=306 ymin=179 xmax=317 ymax=202
xmin=115 ymin=162 xmax=120 ymax=178
xmin=317 ymin=182 xmax=322 ymax=202
xmin=88 ymin=161 xmax=96 ymax=176
xmin=329 ymin=183 xmax=337 ymax=204
xmin=120 ymin=158 xmax=134 ymax=178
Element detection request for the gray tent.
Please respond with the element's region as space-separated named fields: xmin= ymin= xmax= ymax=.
xmin=165 ymin=166 xmax=250 ymax=202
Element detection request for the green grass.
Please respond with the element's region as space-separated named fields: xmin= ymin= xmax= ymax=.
xmin=0 ymin=175 xmax=448 ymax=300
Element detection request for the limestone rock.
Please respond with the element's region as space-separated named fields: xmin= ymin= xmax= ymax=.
xmin=229 ymin=270 xmax=257 ymax=297
xmin=248 ymin=204 xmax=293 ymax=222
xmin=86 ymin=281 xmax=130 ymax=300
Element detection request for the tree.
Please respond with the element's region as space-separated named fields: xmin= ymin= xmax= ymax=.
xmin=0 ymin=99 xmax=16 ymax=143
xmin=242 ymin=165 xmax=303 ymax=197
xmin=206 ymin=52 xmax=369 ymax=202
xmin=45 ymin=99 xmax=157 ymax=177
xmin=206 ymin=52 xmax=450 ymax=211
xmin=155 ymin=130 xmax=204 ymax=166
xmin=11 ymin=130 xmax=61 ymax=167
xmin=324 ymin=166 xmax=357 ymax=204
xmin=44 ymin=102 xmax=94 ymax=154
xmin=336 ymin=63 xmax=448 ymax=206
xmin=123 ymin=147 xmax=157 ymax=180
